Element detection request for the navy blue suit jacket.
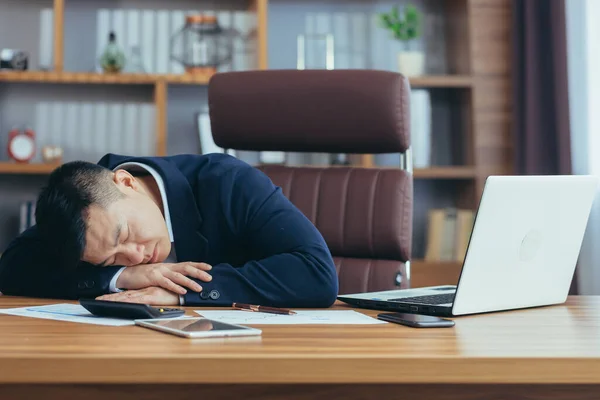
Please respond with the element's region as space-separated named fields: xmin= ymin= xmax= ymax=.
xmin=0 ymin=153 xmax=338 ymax=307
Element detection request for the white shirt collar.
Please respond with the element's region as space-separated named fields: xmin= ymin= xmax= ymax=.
xmin=113 ymin=162 xmax=174 ymax=242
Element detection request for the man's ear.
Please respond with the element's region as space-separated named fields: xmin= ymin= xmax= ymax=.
xmin=113 ymin=169 xmax=137 ymax=191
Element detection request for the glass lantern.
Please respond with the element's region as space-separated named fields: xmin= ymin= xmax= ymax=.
xmin=170 ymin=15 xmax=233 ymax=74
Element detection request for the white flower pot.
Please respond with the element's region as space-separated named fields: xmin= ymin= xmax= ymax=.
xmin=397 ymin=51 xmax=425 ymax=76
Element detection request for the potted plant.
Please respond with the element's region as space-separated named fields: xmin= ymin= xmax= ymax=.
xmin=379 ymin=4 xmax=424 ymax=76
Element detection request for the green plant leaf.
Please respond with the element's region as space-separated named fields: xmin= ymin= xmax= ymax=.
xmin=392 ymin=22 xmax=402 ymax=38
xmin=378 ymin=13 xmax=394 ymax=39
xmin=391 ymin=5 xmax=399 ymax=20
xmin=377 ymin=3 xmax=422 ymax=41
xmin=405 ymin=6 xmax=417 ymax=17
xmin=405 ymin=4 xmax=422 ymax=25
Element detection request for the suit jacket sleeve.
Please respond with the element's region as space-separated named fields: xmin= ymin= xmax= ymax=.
xmin=0 ymin=225 xmax=123 ymax=299
xmin=184 ymin=165 xmax=339 ymax=308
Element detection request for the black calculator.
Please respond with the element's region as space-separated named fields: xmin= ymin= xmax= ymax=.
xmin=79 ymin=298 xmax=185 ymax=320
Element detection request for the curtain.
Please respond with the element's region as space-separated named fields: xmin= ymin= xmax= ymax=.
xmin=512 ymin=0 xmax=577 ymax=293
xmin=566 ymin=0 xmax=600 ymax=295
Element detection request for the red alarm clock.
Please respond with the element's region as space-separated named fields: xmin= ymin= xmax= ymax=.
xmin=7 ymin=128 xmax=36 ymax=163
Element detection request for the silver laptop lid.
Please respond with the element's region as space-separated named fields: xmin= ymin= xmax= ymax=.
xmin=452 ymin=175 xmax=598 ymax=316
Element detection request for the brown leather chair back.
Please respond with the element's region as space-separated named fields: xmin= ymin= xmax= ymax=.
xmin=209 ymin=70 xmax=413 ymax=294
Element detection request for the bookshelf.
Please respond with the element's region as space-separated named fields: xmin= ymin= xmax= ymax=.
xmin=0 ymin=0 xmax=513 ymax=289
xmin=0 ymin=162 xmax=61 ymax=175
xmin=413 ymin=167 xmax=477 ymax=180
xmin=0 ymin=71 xmax=470 ymax=88
xmin=0 ymin=71 xmax=215 ymax=85
xmin=0 ymin=0 xmax=269 ymax=159
xmin=345 ymin=2 xmax=511 ymax=288
xmin=0 ymin=164 xmax=482 ymax=180
xmin=411 ymin=259 xmax=463 ymax=288
xmin=360 ymin=0 xmax=512 ymax=288
xmin=409 ymin=75 xmax=473 ymax=88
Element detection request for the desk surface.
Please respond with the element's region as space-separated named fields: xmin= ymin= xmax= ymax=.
xmin=0 ymin=296 xmax=598 ymax=385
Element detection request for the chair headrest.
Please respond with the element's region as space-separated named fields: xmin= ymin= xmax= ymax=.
xmin=208 ymin=69 xmax=411 ymax=154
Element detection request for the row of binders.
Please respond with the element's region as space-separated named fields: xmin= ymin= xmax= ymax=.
xmin=19 ymin=201 xmax=36 ymax=234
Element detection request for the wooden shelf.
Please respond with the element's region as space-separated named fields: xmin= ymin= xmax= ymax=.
xmin=259 ymin=165 xmax=478 ymax=180
xmin=413 ymin=166 xmax=477 ymax=179
xmin=0 ymin=162 xmax=60 ymax=175
xmin=0 ymin=71 xmax=214 ymax=85
xmin=408 ymin=75 xmax=473 ymax=88
xmin=0 ymin=72 xmax=472 ymax=88
xmin=410 ymin=259 xmax=463 ymax=288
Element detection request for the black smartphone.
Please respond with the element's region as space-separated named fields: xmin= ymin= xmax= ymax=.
xmin=80 ymin=299 xmax=185 ymax=320
xmin=377 ymin=312 xmax=455 ymax=328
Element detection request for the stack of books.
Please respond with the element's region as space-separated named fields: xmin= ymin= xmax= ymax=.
xmin=425 ymin=208 xmax=475 ymax=262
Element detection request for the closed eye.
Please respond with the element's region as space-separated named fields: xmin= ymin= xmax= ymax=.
xmin=105 ymin=226 xmax=129 ymax=267
xmin=95 ymin=256 xmax=116 ymax=268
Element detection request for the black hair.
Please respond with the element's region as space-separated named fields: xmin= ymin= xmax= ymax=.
xmin=35 ymin=161 xmax=125 ymax=270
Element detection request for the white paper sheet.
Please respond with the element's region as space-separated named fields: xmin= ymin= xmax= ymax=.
xmin=0 ymin=304 xmax=134 ymax=326
xmin=194 ymin=310 xmax=386 ymax=325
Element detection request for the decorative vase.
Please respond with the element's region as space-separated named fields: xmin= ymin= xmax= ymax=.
xmin=397 ymin=51 xmax=425 ymax=76
xmin=100 ymin=32 xmax=125 ymax=73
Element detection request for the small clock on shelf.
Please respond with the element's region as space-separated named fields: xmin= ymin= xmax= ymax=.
xmin=7 ymin=128 xmax=36 ymax=163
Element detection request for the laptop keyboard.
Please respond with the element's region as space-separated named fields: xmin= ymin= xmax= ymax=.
xmin=389 ymin=293 xmax=455 ymax=305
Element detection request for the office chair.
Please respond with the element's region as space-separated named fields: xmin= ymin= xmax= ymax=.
xmin=208 ymin=69 xmax=413 ymax=294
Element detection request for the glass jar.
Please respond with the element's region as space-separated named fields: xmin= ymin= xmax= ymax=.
xmin=170 ymin=15 xmax=233 ymax=74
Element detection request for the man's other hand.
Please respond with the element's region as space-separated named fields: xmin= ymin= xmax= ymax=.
xmin=116 ymin=262 xmax=212 ymax=295
xmin=97 ymin=287 xmax=179 ymax=306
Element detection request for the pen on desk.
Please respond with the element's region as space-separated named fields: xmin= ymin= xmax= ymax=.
xmin=232 ymin=303 xmax=296 ymax=315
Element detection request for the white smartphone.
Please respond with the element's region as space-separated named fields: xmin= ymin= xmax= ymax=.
xmin=135 ymin=317 xmax=262 ymax=339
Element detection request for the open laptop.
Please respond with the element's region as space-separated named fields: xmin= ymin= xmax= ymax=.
xmin=337 ymin=175 xmax=599 ymax=317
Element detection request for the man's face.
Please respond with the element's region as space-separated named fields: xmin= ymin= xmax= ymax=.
xmin=82 ymin=171 xmax=172 ymax=267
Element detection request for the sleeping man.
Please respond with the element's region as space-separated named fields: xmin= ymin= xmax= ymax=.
xmin=0 ymin=153 xmax=338 ymax=307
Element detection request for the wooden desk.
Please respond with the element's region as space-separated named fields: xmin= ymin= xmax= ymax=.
xmin=0 ymin=296 xmax=598 ymax=400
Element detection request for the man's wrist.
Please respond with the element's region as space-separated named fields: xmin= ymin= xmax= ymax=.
xmin=109 ymin=267 xmax=127 ymax=293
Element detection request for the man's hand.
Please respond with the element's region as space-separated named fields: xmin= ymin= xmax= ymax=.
xmin=116 ymin=262 xmax=212 ymax=295
xmin=97 ymin=287 xmax=179 ymax=306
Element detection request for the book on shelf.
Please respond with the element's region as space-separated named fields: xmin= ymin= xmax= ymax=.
xmin=425 ymin=207 xmax=474 ymax=262
xmin=371 ymin=88 xmax=431 ymax=168
xmin=196 ymin=111 xmax=237 ymax=158
xmin=410 ymin=89 xmax=432 ymax=168
xmin=19 ymin=201 xmax=36 ymax=234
